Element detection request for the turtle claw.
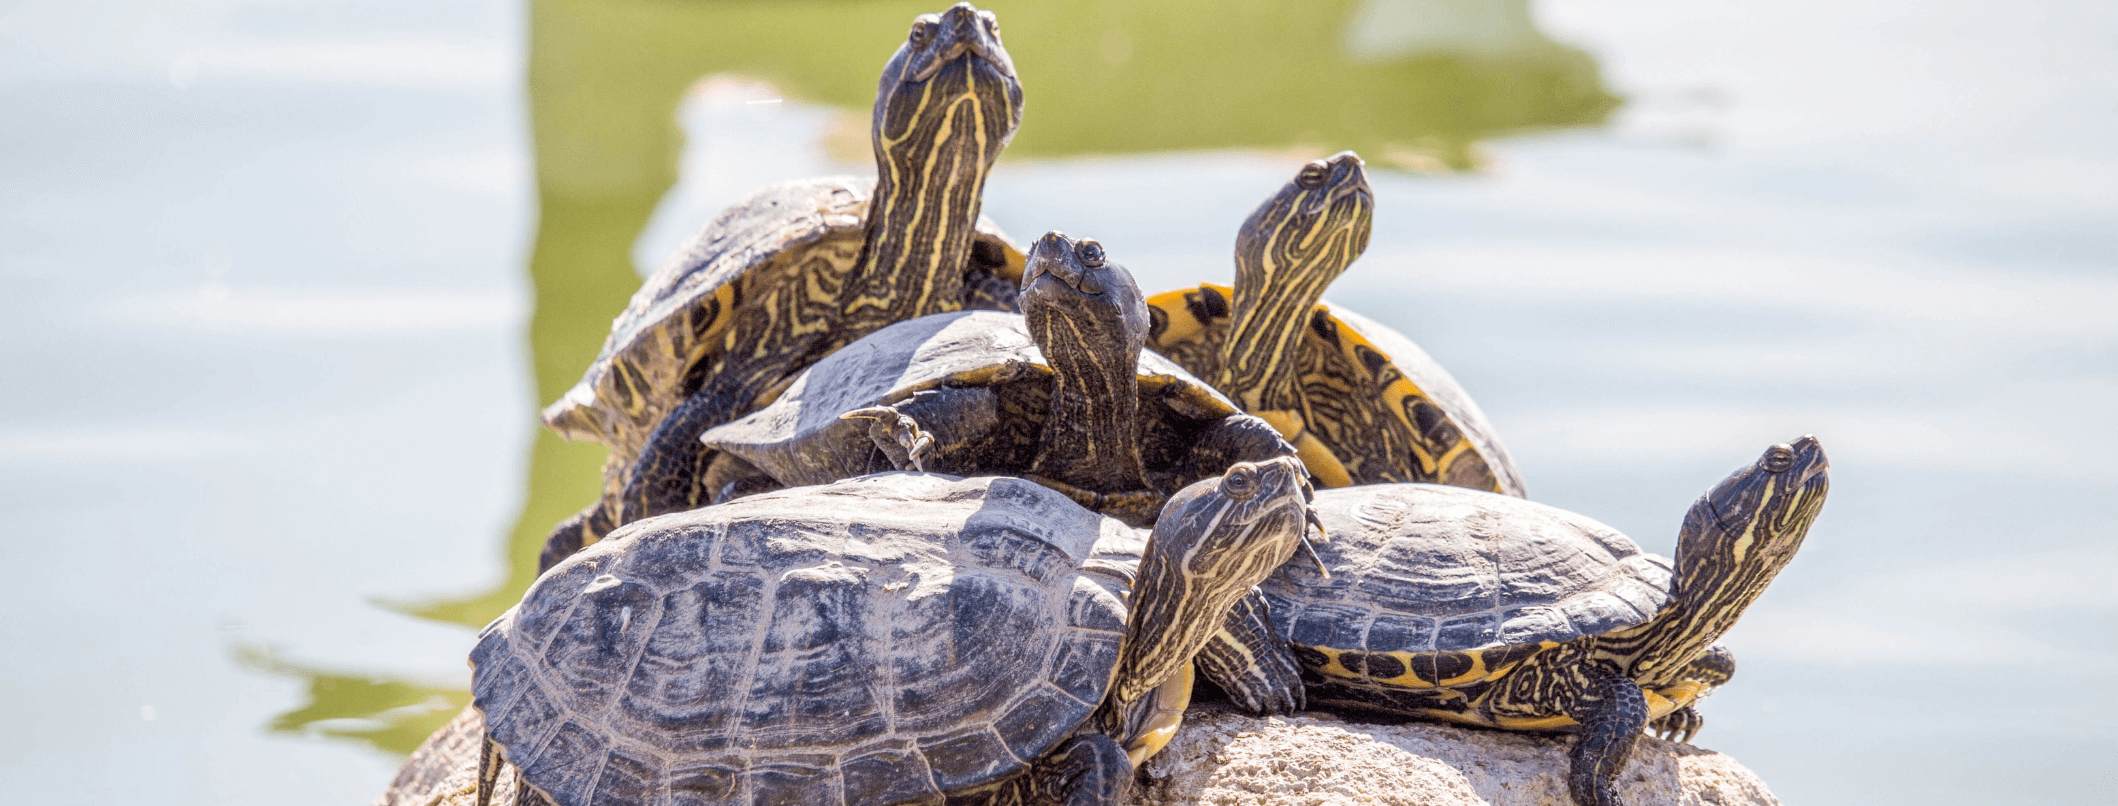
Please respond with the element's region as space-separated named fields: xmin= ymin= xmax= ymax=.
xmin=844 ymin=406 xmax=936 ymax=472
xmin=1298 ymin=532 xmax=1330 ymax=580
xmin=1650 ymin=705 xmax=1705 ymax=744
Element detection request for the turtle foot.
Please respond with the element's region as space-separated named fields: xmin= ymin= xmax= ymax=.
xmin=1651 ymin=705 xmax=1704 ymax=744
xmin=842 ymin=406 xmax=936 ymax=472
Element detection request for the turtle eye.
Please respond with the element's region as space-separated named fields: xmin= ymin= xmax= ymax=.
xmin=981 ymin=11 xmax=999 ymax=36
xmin=1297 ymin=161 xmax=1328 ymax=188
xmin=1222 ymin=468 xmax=1258 ymax=499
xmin=910 ymin=19 xmax=935 ymax=47
xmin=1076 ymin=239 xmax=1106 ymax=268
xmin=1764 ymin=446 xmax=1795 ymax=473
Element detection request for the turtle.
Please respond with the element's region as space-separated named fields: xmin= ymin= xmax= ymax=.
xmin=1238 ymin=436 xmax=1828 ymax=806
xmin=466 ymin=458 xmax=1316 ymax=806
xmin=694 ymin=230 xmax=1299 ymax=530
xmin=537 ymin=2 xmax=1028 ymax=569
xmin=1146 ymin=151 xmax=1527 ymax=496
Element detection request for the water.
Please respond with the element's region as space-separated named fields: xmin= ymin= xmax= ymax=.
xmin=3 ymin=0 xmax=2114 ymax=803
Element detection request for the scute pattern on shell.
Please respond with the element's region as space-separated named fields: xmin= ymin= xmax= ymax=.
xmin=471 ymin=474 xmax=1140 ymax=806
xmin=541 ymin=177 xmax=1022 ymax=468
xmin=1325 ymin=306 xmax=1526 ymax=496
xmin=542 ymin=177 xmax=867 ymax=461
xmin=1263 ymin=484 xmax=1670 ymax=658
xmin=1146 ymin=285 xmax=1526 ymax=497
xmin=702 ymin=310 xmax=1243 ymax=489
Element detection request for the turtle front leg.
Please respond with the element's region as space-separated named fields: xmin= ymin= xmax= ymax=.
xmin=1194 ymin=590 xmax=1306 ymax=715
xmin=619 ymin=390 xmax=746 ymax=523
xmin=842 ymin=406 xmax=938 ymax=471
xmin=989 ymin=732 xmax=1133 ymax=806
xmin=1566 ymin=662 xmax=1650 ymax=806
xmin=844 ymin=386 xmax=1002 ymax=474
xmin=537 ymin=501 xmax=613 ymax=573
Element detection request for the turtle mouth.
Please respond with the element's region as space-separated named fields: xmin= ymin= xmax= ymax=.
xmin=1789 ymin=435 xmax=1830 ymax=486
xmin=1021 ymin=232 xmax=1102 ymax=297
xmin=905 ymin=5 xmax=1015 ymax=83
xmin=1322 ymin=151 xmax=1373 ymax=207
xmin=1332 ymin=185 xmax=1375 ymax=210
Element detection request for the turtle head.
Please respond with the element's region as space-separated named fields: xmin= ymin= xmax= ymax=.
xmin=1108 ymin=456 xmax=1314 ymax=705
xmin=893 ymin=3 xmax=1017 ymax=84
xmin=856 ymin=4 xmax=1023 ymax=311
xmin=1219 ymin=152 xmax=1375 ymax=409
xmin=874 ymin=4 xmax=1024 ymax=163
xmin=1623 ymin=437 xmax=1829 ymax=683
xmin=1685 ymin=435 xmax=1830 ymax=577
xmin=1021 ymin=231 xmax=1150 ymax=375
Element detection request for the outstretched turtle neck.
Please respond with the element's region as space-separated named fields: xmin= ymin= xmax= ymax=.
xmin=1028 ymin=304 xmax=1150 ymax=491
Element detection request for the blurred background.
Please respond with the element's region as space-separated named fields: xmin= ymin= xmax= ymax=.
xmin=3 ymin=0 xmax=2114 ymax=803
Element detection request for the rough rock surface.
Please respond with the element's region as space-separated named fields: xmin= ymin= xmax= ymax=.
xmin=1136 ymin=706 xmax=1779 ymax=806
xmin=379 ymin=705 xmax=1777 ymax=806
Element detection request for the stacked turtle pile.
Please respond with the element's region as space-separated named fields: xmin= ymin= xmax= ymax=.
xmin=378 ymin=5 xmax=1831 ymax=806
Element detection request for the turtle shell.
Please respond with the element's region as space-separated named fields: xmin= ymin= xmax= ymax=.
xmin=541 ymin=176 xmax=1027 ymax=467
xmin=698 ymin=310 xmax=1244 ymax=490
xmin=1258 ymin=484 xmax=1669 ymax=693
xmin=1146 ymin=283 xmax=1527 ymax=496
xmin=470 ymin=473 xmax=1144 ymax=806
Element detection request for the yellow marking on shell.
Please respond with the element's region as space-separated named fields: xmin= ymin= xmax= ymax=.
xmin=1492 ymin=713 xmax=1580 ymax=731
xmin=1144 ymin=283 xmax=1502 ymax=493
xmin=690 ymin=283 xmax=739 ymax=356
xmin=994 ymin=238 xmax=1027 ymax=283
xmin=1126 ymin=660 xmax=1195 ymax=768
xmin=751 ymin=371 xmax=801 ymax=409
xmin=1253 ymin=409 xmax=1352 ymax=488
xmin=1317 ymin=301 xmax=1500 ymax=492
xmin=1144 ymin=287 xmax=1208 ymax=344
xmin=1307 ymin=642 xmax=1559 ymax=692
xmin=1307 ymin=646 xmax=1362 ymax=680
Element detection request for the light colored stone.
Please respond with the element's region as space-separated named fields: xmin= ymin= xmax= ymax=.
xmin=381 ymin=704 xmax=1778 ymax=806
xmin=1132 ymin=706 xmax=1779 ymax=806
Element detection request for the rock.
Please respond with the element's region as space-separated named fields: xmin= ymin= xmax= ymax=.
xmin=1134 ymin=706 xmax=1779 ymax=806
xmin=379 ymin=704 xmax=1778 ymax=806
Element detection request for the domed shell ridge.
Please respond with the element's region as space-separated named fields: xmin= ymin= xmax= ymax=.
xmin=543 ymin=176 xmax=870 ymax=446
xmin=470 ymin=474 xmax=1126 ymax=805
xmin=1266 ymin=484 xmax=1673 ymax=657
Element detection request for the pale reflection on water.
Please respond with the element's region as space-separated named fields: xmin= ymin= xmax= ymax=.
xmin=2 ymin=1 xmax=2114 ymax=804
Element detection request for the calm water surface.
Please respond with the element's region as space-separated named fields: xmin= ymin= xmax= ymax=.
xmin=2 ymin=1 xmax=2113 ymax=804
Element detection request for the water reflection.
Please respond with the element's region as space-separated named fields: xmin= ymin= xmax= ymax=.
xmin=239 ymin=645 xmax=471 ymax=757
xmin=268 ymin=0 xmax=1616 ymax=755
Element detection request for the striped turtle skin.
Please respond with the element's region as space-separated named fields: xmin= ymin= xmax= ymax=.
xmin=468 ymin=461 xmax=1314 ymax=806
xmin=1256 ymin=438 xmax=1830 ymax=806
xmin=696 ymin=232 xmax=1296 ymax=530
xmin=1147 ymin=152 xmax=1525 ymax=496
xmin=537 ymin=3 xmax=1028 ymax=570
